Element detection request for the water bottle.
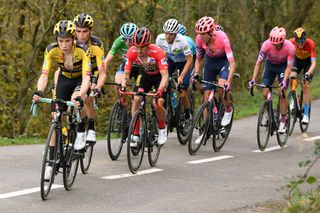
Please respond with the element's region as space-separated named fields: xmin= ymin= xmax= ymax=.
xmin=171 ymin=92 xmax=178 ymax=108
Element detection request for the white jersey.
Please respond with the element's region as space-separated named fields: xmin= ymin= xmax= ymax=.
xmin=156 ymin=33 xmax=191 ymax=63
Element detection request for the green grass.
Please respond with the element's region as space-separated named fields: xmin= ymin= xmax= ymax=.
xmin=0 ymin=135 xmax=45 ymax=146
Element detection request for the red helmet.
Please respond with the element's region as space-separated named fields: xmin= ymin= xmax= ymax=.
xmin=132 ymin=27 xmax=151 ymax=47
xmin=269 ymin=26 xmax=286 ymax=45
xmin=195 ymin=16 xmax=215 ymax=33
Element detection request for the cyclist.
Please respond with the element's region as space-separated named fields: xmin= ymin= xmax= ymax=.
xmin=289 ymin=27 xmax=316 ymax=124
xmin=121 ymin=27 xmax=169 ymax=146
xmin=73 ymin=13 xmax=106 ymax=142
xmin=193 ymin=16 xmax=236 ymax=127
xmin=249 ymin=26 xmax=296 ymax=133
xmin=156 ymin=19 xmax=193 ymax=120
xmin=104 ymin=23 xmax=139 ymax=94
xmin=32 ymin=20 xmax=91 ymax=179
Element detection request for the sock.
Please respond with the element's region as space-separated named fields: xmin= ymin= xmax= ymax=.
xmin=88 ymin=118 xmax=95 ymax=130
xmin=77 ymin=120 xmax=85 ymax=132
xmin=49 ymin=146 xmax=55 ymax=165
xmin=303 ymin=104 xmax=310 ymax=116
xmin=159 ymin=120 xmax=166 ymax=129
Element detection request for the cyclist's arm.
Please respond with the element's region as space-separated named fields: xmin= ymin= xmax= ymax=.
xmin=307 ymin=59 xmax=316 ymax=76
xmin=54 ymin=68 xmax=60 ymax=86
xmin=37 ymin=74 xmax=49 ymax=92
xmin=37 ymin=47 xmax=53 ymax=92
xmin=252 ymin=44 xmax=267 ymax=81
xmin=122 ymin=60 xmax=132 ymax=88
xmin=95 ymin=46 xmax=107 ymax=90
xmin=180 ymin=54 xmax=193 ymax=79
xmin=284 ymin=44 xmax=296 ymax=81
xmin=227 ymin=60 xmax=236 ymax=83
xmin=79 ymin=53 xmax=91 ymax=100
xmin=194 ymin=57 xmax=203 ymax=75
xmin=159 ymin=69 xmax=169 ymax=91
xmin=252 ymin=61 xmax=262 ymax=81
xmin=307 ymin=41 xmax=316 ymax=75
xmin=103 ymin=53 xmax=114 ymax=75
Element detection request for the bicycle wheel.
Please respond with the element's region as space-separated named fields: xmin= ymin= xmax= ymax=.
xmin=107 ymin=102 xmax=125 ymax=161
xmin=188 ymin=102 xmax=210 ymax=155
xmin=299 ymin=92 xmax=311 ymax=132
xmin=257 ymin=100 xmax=271 ymax=151
xmin=148 ymin=111 xmax=161 ymax=167
xmin=127 ymin=111 xmax=146 ymax=174
xmin=287 ymin=91 xmax=297 ymax=136
xmin=80 ymin=141 xmax=94 ymax=174
xmin=63 ymin=128 xmax=80 ymax=190
xmin=277 ymin=105 xmax=290 ymax=147
xmin=176 ymin=93 xmax=194 ymax=145
xmin=165 ymin=95 xmax=174 ymax=135
xmin=213 ymin=101 xmax=234 ymax=152
xmin=40 ymin=124 xmax=59 ymax=200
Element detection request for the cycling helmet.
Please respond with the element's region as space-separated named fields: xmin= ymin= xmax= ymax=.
xmin=163 ymin=19 xmax=180 ymax=33
xmin=214 ymin=25 xmax=224 ymax=32
xmin=120 ymin=22 xmax=138 ymax=38
xmin=269 ymin=26 xmax=286 ymax=45
xmin=195 ymin=16 xmax=215 ymax=33
xmin=132 ymin=27 xmax=151 ymax=47
xmin=53 ymin=20 xmax=76 ymax=38
xmin=178 ymin=24 xmax=186 ymax=35
xmin=294 ymin=27 xmax=307 ymax=44
xmin=73 ymin=13 xmax=94 ymax=28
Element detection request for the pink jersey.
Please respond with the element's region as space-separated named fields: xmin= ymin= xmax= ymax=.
xmin=257 ymin=39 xmax=296 ymax=66
xmin=196 ymin=31 xmax=234 ymax=62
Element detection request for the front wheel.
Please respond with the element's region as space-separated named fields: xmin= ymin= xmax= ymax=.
xmin=127 ymin=111 xmax=146 ymax=174
xmin=40 ymin=124 xmax=59 ymax=200
xmin=287 ymin=91 xmax=297 ymax=136
xmin=148 ymin=111 xmax=161 ymax=167
xmin=276 ymin=105 xmax=290 ymax=147
xmin=63 ymin=128 xmax=80 ymax=190
xmin=188 ymin=102 xmax=210 ymax=155
xmin=257 ymin=100 xmax=271 ymax=151
xmin=80 ymin=141 xmax=94 ymax=174
xmin=176 ymin=93 xmax=194 ymax=145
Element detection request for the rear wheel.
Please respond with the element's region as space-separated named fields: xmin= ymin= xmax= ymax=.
xmin=287 ymin=91 xmax=297 ymax=136
xmin=176 ymin=93 xmax=194 ymax=145
xmin=63 ymin=128 xmax=79 ymax=190
xmin=213 ymin=101 xmax=234 ymax=152
xmin=188 ymin=102 xmax=209 ymax=155
xmin=80 ymin=141 xmax=94 ymax=174
xmin=40 ymin=124 xmax=59 ymax=200
xmin=277 ymin=105 xmax=290 ymax=147
xmin=127 ymin=111 xmax=146 ymax=174
xmin=257 ymin=100 xmax=271 ymax=151
xmin=148 ymin=111 xmax=161 ymax=167
xmin=107 ymin=102 xmax=125 ymax=161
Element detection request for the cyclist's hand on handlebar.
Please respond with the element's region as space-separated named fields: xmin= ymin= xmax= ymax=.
xmin=304 ymin=73 xmax=311 ymax=82
xmin=279 ymin=79 xmax=287 ymax=90
xmin=224 ymin=82 xmax=232 ymax=92
xmin=32 ymin=90 xmax=43 ymax=102
xmin=155 ymin=88 xmax=163 ymax=98
xmin=191 ymin=73 xmax=200 ymax=82
xmin=91 ymin=88 xmax=102 ymax=98
xmin=74 ymin=96 xmax=84 ymax=108
xmin=119 ymin=86 xmax=126 ymax=95
xmin=177 ymin=76 xmax=183 ymax=85
xmin=248 ymin=80 xmax=255 ymax=89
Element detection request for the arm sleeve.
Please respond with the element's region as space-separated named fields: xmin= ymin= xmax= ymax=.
xmin=223 ymin=35 xmax=234 ymax=62
xmin=108 ymin=37 xmax=122 ymax=56
xmin=82 ymin=49 xmax=92 ymax=76
xmin=41 ymin=47 xmax=53 ymax=75
xmin=310 ymin=40 xmax=316 ymax=60
xmin=124 ymin=48 xmax=133 ymax=71
xmin=195 ymin=35 xmax=205 ymax=59
xmin=157 ymin=49 xmax=168 ymax=71
xmin=287 ymin=44 xmax=296 ymax=67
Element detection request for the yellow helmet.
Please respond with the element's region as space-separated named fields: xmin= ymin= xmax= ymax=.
xmin=294 ymin=27 xmax=307 ymax=44
xmin=74 ymin=13 xmax=94 ymax=28
xmin=53 ymin=20 xmax=76 ymax=37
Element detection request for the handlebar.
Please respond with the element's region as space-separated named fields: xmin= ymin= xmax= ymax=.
xmin=249 ymin=84 xmax=286 ymax=99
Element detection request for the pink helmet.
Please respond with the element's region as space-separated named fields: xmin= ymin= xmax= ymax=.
xmin=269 ymin=26 xmax=286 ymax=45
xmin=195 ymin=16 xmax=215 ymax=33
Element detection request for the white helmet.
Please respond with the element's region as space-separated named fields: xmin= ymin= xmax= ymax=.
xmin=163 ymin=18 xmax=180 ymax=33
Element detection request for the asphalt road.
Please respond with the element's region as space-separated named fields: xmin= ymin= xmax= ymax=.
xmin=1 ymin=100 xmax=320 ymax=213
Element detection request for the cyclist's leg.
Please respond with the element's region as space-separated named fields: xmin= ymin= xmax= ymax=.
xmin=86 ymin=73 xmax=98 ymax=141
xmin=177 ymin=61 xmax=192 ymax=118
xmin=302 ymin=59 xmax=312 ymax=117
xmin=290 ymin=57 xmax=299 ymax=89
xmin=262 ymin=61 xmax=277 ymax=99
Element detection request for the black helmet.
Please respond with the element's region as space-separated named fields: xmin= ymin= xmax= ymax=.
xmin=73 ymin=13 xmax=94 ymax=28
xmin=53 ymin=20 xmax=76 ymax=37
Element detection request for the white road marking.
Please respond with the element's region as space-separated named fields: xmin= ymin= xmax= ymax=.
xmin=252 ymin=145 xmax=288 ymax=153
xmin=0 ymin=184 xmax=63 ymax=199
xmin=186 ymin=155 xmax=234 ymax=164
xmin=101 ymin=168 xmax=163 ymax=180
xmin=304 ymin=135 xmax=320 ymax=142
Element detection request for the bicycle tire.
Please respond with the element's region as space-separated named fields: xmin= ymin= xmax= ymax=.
xmin=277 ymin=105 xmax=290 ymax=147
xmin=257 ymin=100 xmax=271 ymax=151
xmin=80 ymin=141 xmax=94 ymax=174
xmin=107 ymin=102 xmax=125 ymax=161
xmin=40 ymin=123 xmax=59 ymax=200
xmin=287 ymin=91 xmax=297 ymax=136
xmin=148 ymin=111 xmax=161 ymax=167
xmin=188 ymin=102 xmax=210 ymax=155
xmin=213 ymin=101 xmax=234 ymax=152
xmin=63 ymin=127 xmax=79 ymax=190
xmin=176 ymin=93 xmax=194 ymax=145
xmin=127 ymin=111 xmax=146 ymax=174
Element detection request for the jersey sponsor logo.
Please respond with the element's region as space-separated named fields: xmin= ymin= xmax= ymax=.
xmin=161 ymin=58 xmax=167 ymax=65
